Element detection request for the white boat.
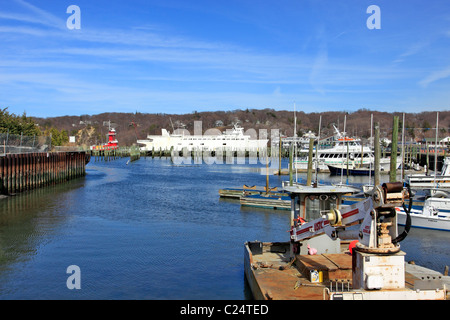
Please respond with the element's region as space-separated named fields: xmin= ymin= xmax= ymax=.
xmin=397 ymin=196 xmax=450 ymax=231
xmin=137 ymin=123 xmax=268 ymax=153
xmin=294 ymin=126 xmax=399 ymax=172
xmin=406 ymin=157 xmax=450 ymax=190
xmin=424 ymin=188 xmax=450 ymax=198
xmin=281 ymin=131 xmax=316 ymax=149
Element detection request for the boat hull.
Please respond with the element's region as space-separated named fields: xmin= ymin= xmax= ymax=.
xmin=397 ymin=197 xmax=450 ymax=231
xmin=327 ymin=165 xmax=374 ymax=176
xmin=397 ymin=211 xmax=450 ymax=231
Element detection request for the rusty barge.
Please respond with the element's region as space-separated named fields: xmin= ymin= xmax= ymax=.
xmin=244 ymin=183 xmax=448 ymax=300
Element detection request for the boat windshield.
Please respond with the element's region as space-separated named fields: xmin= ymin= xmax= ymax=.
xmin=305 ymin=196 xmax=338 ymax=221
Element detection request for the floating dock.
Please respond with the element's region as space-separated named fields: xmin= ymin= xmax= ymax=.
xmin=240 ymin=193 xmax=291 ymax=210
xmin=219 ymin=186 xmax=291 ymax=210
xmin=219 ymin=186 xmax=287 ymax=199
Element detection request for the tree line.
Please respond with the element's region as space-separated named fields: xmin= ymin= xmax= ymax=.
xmin=0 ymin=107 xmax=68 ymax=147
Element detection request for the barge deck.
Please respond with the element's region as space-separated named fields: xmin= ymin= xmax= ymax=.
xmin=245 ymin=241 xmax=448 ymax=300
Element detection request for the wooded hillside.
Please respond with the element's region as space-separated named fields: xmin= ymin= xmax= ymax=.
xmin=32 ymin=109 xmax=450 ymax=147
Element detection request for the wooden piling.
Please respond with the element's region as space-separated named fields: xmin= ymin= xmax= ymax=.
xmin=390 ymin=116 xmax=399 ymax=183
xmin=374 ymin=123 xmax=381 ymax=186
xmin=306 ymin=138 xmax=314 ymax=186
xmin=289 ymin=144 xmax=293 ymax=186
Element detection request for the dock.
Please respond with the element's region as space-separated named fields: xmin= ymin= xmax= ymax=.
xmin=219 ymin=186 xmax=287 ymax=199
xmin=219 ymin=186 xmax=291 ymax=210
xmin=274 ymin=168 xmax=424 ymax=176
xmin=240 ymin=193 xmax=291 ymax=210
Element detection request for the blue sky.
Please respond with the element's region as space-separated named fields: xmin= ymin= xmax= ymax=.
xmin=0 ymin=0 xmax=449 ymax=117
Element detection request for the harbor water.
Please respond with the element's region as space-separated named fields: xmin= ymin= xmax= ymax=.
xmin=0 ymin=157 xmax=448 ymax=299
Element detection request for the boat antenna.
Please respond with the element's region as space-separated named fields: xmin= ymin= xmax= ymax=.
xmin=169 ymin=117 xmax=175 ymax=133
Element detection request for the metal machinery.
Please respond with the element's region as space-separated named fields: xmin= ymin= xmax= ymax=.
xmin=289 ymin=182 xmax=447 ymax=299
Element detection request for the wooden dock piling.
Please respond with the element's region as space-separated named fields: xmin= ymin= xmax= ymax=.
xmin=390 ymin=116 xmax=399 ymax=182
xmin=0 ymin=151 xmax=87 ymax=195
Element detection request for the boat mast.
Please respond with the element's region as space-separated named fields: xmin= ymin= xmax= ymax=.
xmin=294 ymin=102 xmax=298 ymax=183
xmin=340 ymin=114 xmax=347 ymax=185
xmin=401 ymin=113 xmax=405 ymax=181
xmin=369 ymin=114 xmax=373 ymax=186
xmin=434 ymin=112 xmax=439 ymax=188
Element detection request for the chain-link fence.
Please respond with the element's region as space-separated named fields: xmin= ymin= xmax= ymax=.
xmin=0 ymin=132 xmax=51 ymax=154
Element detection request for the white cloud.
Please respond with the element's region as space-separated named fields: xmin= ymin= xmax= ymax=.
xmin=13 ymin=0 xmax=65 ymax=29
xmin=0 ymin=26 xmax=47 ymax=36
xmin=419 ymin=67 xmax=450 ymax=87
xmin=309 ymin=46 xmax=328 ymax=94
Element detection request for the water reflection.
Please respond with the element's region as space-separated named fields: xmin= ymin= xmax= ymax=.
xmin=0 ymin=176 xmax=86 ymax=277
xmin=0 ymin=157 xmax=447 ymax=299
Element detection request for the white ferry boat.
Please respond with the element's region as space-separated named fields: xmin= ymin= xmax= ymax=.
xmin=137 ymin=124 xmax=268 ymax=153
